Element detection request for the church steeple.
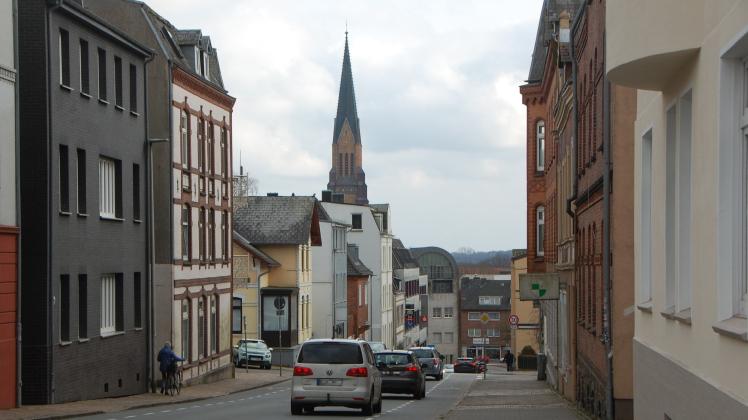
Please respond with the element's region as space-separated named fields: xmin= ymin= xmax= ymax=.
xmin=327 ymin=31 xmax=368 ymax=205
xmin=333 ymin=32 xmax=361 ymax=145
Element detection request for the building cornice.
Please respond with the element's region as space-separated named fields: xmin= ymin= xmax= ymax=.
xmin=173 ymin=66 xmax=235 ymax=112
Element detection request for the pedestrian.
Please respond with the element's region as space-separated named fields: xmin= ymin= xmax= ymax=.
xmin=157 ymin=341 xmax=183 ymax=394
xmin=504 ymin=349 xmax=515 ymax=372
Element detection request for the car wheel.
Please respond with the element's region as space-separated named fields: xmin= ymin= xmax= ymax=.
xmin=374 ymin=396 xmax=382 ymax=413
xmin=302 ymin=406 xmax=314 ymax=413
xmin=436 ymin=373 xmax=443 ymax=381
xmin=362 ymin=389 xmax=375 ymax=416
xmin=291 ymin=402 xmax=303 ymax=415
xmin=414 ymin=385 xmax=423 ymax=400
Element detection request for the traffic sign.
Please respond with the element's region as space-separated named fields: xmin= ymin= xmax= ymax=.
xmin=509 ymin=314 xmax=519 ymax=325
xmin=479 ymin=313 xmax=490 ymax=324
xmin=510 ymin=324 xmax=518 ymax=330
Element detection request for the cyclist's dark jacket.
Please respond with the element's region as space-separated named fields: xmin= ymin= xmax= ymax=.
xmin=157 ymin=345 xmax=184 ymax=372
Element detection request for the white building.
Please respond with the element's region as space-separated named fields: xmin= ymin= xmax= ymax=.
xmin=311 ymin=209 xmax=348 ymax=339
xmin=393 ymin=239 xmax=426 ymax=349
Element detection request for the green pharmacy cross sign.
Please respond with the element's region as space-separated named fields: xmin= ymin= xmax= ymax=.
xmin=519 ymin=273 xmax=560 ymax=301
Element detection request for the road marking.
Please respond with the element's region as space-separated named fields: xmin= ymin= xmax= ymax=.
xmin=125 ymin=416 xmax=136 ymax=419
xmin=190 ymin=405 xmax=201 ymax=408
xmin=160 ymin=409 xmax=171 ymax=413
xmin=143 ymin=414 xmax=154 ymax=416
xmin=228 ymin=400 xmax=235 ymax=403
xmin=176 ymin=407 xmax=186 ymax=411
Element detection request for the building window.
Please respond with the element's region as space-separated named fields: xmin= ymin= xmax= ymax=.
xmin=59 ymin=145 xmax=69 ymax=213
xmin=198 ymin=118 xmax=205 ymax=174
xmin=431 ymin=280 xmax=453 ymax=293
xmin=182 ymin=299 xmax=191 ymax=361
xmin=232 ymin=297 xmax=242 ymax=334
xmin=99 ymin=157 xmax=122 ymax=219
xmin=221 ymin=127 xmax=228 ymax=178
xmin=180 ymin=110 xmax=189 ymax=169
xmin=536 ymin=120 xmax=545 ymax=171
xmin=79 ymin=39 xmax=89 ymax=94
xmin=134 ymin=272 xmax=142 ymax=329
xmin=443 ymin=332 xmax=453 ymax=344
xmin=78 ymin=274 xmax=87 ymax=339
xmin=536 ymin=206 xmax=545 ymax=256
xmin=199 ymin=208 xmax=206 ymax=262
xmin=198 ymin=297 xmax=206 ymax=359
xmin=209 ymin=209 xmax=216 ymax=262
xmin=486 ymin=328 xmax=500 ymax=337
xmin=129 ymin=64 xmax=137 ymax=112
xmin=432 ymin=307 xmax=442 ymax=318
xmin=97 ymin=48 xmax=107 ymax=101
xmin=60 ymin=275 xmax=70 ymax=342
xmin=468 ymin=312 xmax=480 ymax=321
xmin=133 ymin=164 xmax=140 ymax=221
xmin=59 ymin=29 xmax=70 ymax=87
xmin=478 ymin=296 xmax=501 ymax=305
xmin=338 ymin=153 xmax=343 ymax=174
xmin=100 ymin=273 xmax=122 ymax=335
xmin=488 ymin=312 xmax=500 ymax=320
xmin=640 ymin=129 xmax=653 ymax=304
xmin=352 ymin=213 xmax=362 ymax=230
xmin=182 ymin=205 xmax=191 ymax=262
xmin=468 ymin=328 xmax=481 ymax=337
xmin=209 ymin=122 xmax=215 ymax=176
xmin=432 ymin=332 xmax=442 ymax=343
xmin=443 ymin=307 xmax=453 ymax=318
xmin=222 ymin=211 xmax=228 ymax=261
xmin=210 ymin=295 xmax=218 ymax=354
xmin=76 ymin=149 xmax=86 ymax=214
xmin=114 ymin=56 xmax=123 ymax=107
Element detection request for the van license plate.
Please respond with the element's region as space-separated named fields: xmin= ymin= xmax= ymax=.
xmin=317 ymin=379 xmax=342 ymax=386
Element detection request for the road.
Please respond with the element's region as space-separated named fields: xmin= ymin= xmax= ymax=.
xmin=84 ymin=372 xmax=477 ymax=420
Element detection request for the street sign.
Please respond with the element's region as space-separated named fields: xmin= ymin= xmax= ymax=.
xmin=274 ymin=297 xmax=286 ymax=310
xmin=479 ymin=313 xmax=490 ymax=324
xmin=519 ymin=273 xmax=560 ymax=300
xmin=510 ymin=324 xmax=518 ymax=330
xmin=509 ymin=314 xmax=519 ymax=325
xmin=472 ymin=337 xmax=488 ymax=345
xmin=276 ymin=309 xmax=285 ymax=316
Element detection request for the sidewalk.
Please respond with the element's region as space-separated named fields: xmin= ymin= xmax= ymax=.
xmin=1 ymin=367 xmax=293 ymax=420
xmin=444 ymin=364 xmax=585 ymax=420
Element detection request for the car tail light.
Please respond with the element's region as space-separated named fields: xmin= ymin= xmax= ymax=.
xmin=469 ymin=362 xmax=476 ymax=367
xmin=293 ymin=366 xmax=313 ymax=376
xmin=346 ymin=367 xmax=368 ymax=377
xmin=406 ymin=365 xmax=418 ymax=372
xmin=433 ymin=358 xmax=439 ymax=366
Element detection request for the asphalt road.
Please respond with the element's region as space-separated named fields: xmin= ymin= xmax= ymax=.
xmin=83 ymin=372 xmax=477 ymax=420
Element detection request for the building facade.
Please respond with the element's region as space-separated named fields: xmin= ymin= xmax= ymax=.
xmin=0 ymin=0 xmax=19 ymax=409
xmin=18 ymin=0 xmax=150 ymax=403
xmin=327 ymin=33 xmax=368 ymax=205
xmin=393 ymin=240 xmax=426 ymax=349
xmin=371 ymin=204 xmax=394 ymax=348
xmin=607 ymin=0 xmax=748 ymax=417
xmin=310 ymin=212 xmax=348 ymax=339
xmin=458 ymin=276 xmax=512 ymax=359
xmin=509 ymin=250 xmax=540 ymax=357
xmin=346 ymin=244 xmax=372 ymax=339
xmin=411 ymin=247 xmax=460 ymax=362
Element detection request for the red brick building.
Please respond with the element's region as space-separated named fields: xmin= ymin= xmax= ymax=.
xmin=346 ymin=251 xmax=371 ymax=339
xmin=458 ymin=276 xmax=511 ymax=359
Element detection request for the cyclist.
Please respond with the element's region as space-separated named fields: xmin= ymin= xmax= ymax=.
xmin=157 ymin=341 xmax=184 ymax=394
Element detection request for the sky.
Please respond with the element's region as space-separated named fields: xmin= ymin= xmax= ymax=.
xmin=148 ymin=0 xmax=543 ymax=252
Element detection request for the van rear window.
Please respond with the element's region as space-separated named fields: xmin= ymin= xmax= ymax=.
xmin=410 ymin=349 xmax=434 ymax=359
xmin=298 ymin=342 xmax=363 ymax=364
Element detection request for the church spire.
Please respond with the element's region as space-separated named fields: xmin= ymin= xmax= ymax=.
xmin=333 ymin=31 xmax=361 ymax=144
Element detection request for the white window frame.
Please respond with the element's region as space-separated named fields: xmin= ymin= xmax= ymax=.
xmin=443 ymin=332 xmax=453 ymax=344
xmin=486 ymin=328 xmax=500 ymax=337
xmin=443 ymin=307 xmax=453 ymax=318
xmin=99 ymin=157 xmax=116 ymax=219
xmin=100 ymin=273 xmax=116 ymax=335
xmin=536 ymin=206 xmax=545 ymax=256
xmin=479 ymin=296 xmax=501 ymax=306
xmin=467 ymin=328 xmax=481 ymax=338
xmin=432 ymin=307 xmax=442 ymax=318
xmin=468 ymin=312 xmax=480 ymax=321
xmin=639 ymin=128 xmax=653 ymax=305
xmin=488 ymin=312 xmax=500 ymax=320
xmin=180 ymin=110 xmax=189 ymax=169
xmin=536 ymin=120 xmax=545 ymax=172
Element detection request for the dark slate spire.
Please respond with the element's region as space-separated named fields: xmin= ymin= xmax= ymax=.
xmin=333 ymin=32 xmax=361 ymax=144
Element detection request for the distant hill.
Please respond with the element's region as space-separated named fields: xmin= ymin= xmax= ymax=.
xmin=451 ymin=249 xmax=513 ymax=270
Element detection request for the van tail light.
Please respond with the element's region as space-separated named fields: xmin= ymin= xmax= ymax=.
xmin=294 ymin=366 xmax=313 ymax=376
xmin=346 ymin=367 xmax=368 ymax=377
xmin=406 ymin=365 xmax=418 ymax=372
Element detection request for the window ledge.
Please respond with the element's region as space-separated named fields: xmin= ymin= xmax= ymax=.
xmin=98 ymin=98 xmax=109 ymax=105
xmin=115 ymin=105 xmax=125 ymax=112
xmin=59 ymin=210 xmax=72 ymax=216
xmin=60 ymin=84 xmax=73 ymax=92
xmin=78 ymin=338 xmax=89 ymax=343
xmin=133 ymin=219 xmax=142 ymax=224
xmin=77 ymin=212 xmax=88 ymax=218
xmin=130 ymin=110 xmax=139 ymax=117
xmin=134 ymin=327 xmax=143 ymax=331
xmin=712 ymin=317 xmax=748 ymax=342
xmin=637 ymin=301 xmax=653 ymax=313
xmin=101 ymin=331 xmax=124 ymax=339
xmin=660 ymin=306 xmax=676 ymax=320
xmin=674 ymin=308 xmax=692 ymax=325
xmin=100 ymin=215 xmax=124 ymax=222
xmin=80 ymin=91 xmax=91 ymax=99
xmin=59 ymin=340 xmax=73 ymax=347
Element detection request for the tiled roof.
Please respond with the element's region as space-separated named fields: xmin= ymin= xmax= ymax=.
xmin=347 ymin=253 xmax=373 ymax=276
xmin=527 ymin=0 xmax=583 ymax=82
xmin=459 ymin=277 xmax=512 ymax=311
xmin=233 ymin=196 xmax=318 ymax=245
xmin=394 ymin=248 xmax=418 ymax=270
xmin=232 ymin=231 xmax=281 ymax=267
xmin=333 ymin=33 xmax=361 ymax=145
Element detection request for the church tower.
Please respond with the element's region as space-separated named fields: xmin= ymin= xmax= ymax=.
xmin=327 ymin=32 xmax=368 ymax=205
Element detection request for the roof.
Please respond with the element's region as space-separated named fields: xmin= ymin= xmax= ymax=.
xmin=393 ymin=248 xmax=418 ymax=270
xmin=333 ymin=33 xmax=361 ymax=145
xmin=233 ymin=196 xmax=322 ymax=246
xmin=459 ymin=277 xmax=512 ymax=311
xmin=527 ymin=0 xmax=583 ymax=82
xmin=347 ymin=253 xmax=373 ymax=277
xmin=410 ymin=246 xmax=459 ymax=278
xmin=232 ymin=231 xmax=281 ymax=267
xmin=370 ymin=203 xmax=389 ymax=213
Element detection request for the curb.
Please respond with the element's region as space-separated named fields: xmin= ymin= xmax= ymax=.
xmin=28 ymin=376 xmax=293 ymax=420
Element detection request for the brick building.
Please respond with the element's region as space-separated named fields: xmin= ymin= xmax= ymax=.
xmin=346 ymin=245 xmax=371 ymax=339
xmin=458 ymin=276 xmax=511 ymax=359
xmin=18 ymin=0 xmax=150 ymax=403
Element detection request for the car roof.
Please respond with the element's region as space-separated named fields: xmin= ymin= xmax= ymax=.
xmin=302 ymin=338 xmax=363 ymax=344
xmin=408 ymin=347 xmax=436 ymax=351
xmin=375 ymin=350 xmax=411 ymax=354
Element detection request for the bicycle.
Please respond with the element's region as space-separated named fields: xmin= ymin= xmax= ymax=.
xmin=166 ymin=361 xmax=183 ymax=396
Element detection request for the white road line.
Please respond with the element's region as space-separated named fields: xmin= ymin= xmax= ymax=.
xmin=190 ymin=405 xmax=201 ymax=408
xmin=125 ymin=416 xmax=136 ymax=419
xmin=176 ymin=407 xmax=186 ymax=411
xmin=160 ymin=409 xmax=171 ymax=413
xmin=228 ymin=400 xmax=235 ymax=403
xmin=143 ymin=414 xmax=154 ymax=416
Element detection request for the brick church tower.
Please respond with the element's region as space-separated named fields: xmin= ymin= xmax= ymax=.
xmin=327 ymin=32 xmax=368 ymax=205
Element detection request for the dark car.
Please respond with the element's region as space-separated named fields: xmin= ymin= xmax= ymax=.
xmin=368 ymin=341 xmax=387 ymax=353
xmin=408 ymin=347 xmax=443 ymax=380
xmin=454 ymin=357 xmax=479 ymax=373
xmin=375 ymin=351 xmax=426 ymax=399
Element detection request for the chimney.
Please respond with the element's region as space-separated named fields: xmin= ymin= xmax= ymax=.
xmin=267 ymin=192 xmax=279 ymax=197
xmin=321 ymin=190 xmax=332 ymax=202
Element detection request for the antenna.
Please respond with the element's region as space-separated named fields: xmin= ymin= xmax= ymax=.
xmin=240 ymin=150 xmax=243 ymax=175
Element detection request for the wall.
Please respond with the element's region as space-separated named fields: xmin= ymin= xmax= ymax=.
xmin=510 ymin=256 xmax=540 ymax=357
xmin=347 ymin=275 xmax=369 ymax=338
xmin=311 ymin=221 xmax=334 ymax=339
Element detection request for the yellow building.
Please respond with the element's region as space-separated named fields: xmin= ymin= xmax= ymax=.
xmin=510 ymin=250 xmax=540 ymax=358
xmin=233 ymin=196 xmax=323 ymax=348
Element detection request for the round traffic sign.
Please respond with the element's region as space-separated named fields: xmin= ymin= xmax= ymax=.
xmin=480 ymin=313 xmax=490 ymax=324
xmin=274 ymin=296 xmax=286 ymax=310
xmin=509 ymin=314 xmax=519 ymax=325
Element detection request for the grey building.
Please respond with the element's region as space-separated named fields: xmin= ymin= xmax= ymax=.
xmin=18 ymin=0 xmax=150 ymax=403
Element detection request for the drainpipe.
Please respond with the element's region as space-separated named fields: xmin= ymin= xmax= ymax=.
xmin=255 ymin=263 xmax=270 ymax=341
xmin=566 ymin=2 xmax=585 ymax=219
xmin=602 ymin=31 xmax=615 ymax=420
xmin=12 ymin=0 xmax=21 ymax=407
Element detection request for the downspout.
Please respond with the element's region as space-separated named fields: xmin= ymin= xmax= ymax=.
xmin=143 ymin=51 xmax=155 ymax=394
xmin=13 ymin=0 xmax=21 ymax=407
xmin=602 ymin=31 xmax=615 ymax=420
xmin=255 ymin=263 xmax=271 ymax=341
xmin=566 ymin=2 xmax=585 ymax=219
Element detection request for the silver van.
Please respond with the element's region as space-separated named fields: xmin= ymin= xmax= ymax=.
xmin=291 ymin=339 xmax=383 ymax=415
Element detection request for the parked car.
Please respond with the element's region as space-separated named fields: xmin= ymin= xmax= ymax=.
xmin=444 ymin=364 xmax=454 ymax=373
xmin=291 ymin=339 xmax=383 ymax=415
xmin=374 ymin=351 xmax=426 ymax=399
xmin=235 ymin=340 xmax=273 ymax=369
xmin=233 ymin=338 xmax=267 ymax=362
xmin=408 ymin=347 xmax=443 ymax=380
xmin=454 ymin=357 xmax=479 ymax=373
xmin=368 ymin=341 xmax=387 ymax=353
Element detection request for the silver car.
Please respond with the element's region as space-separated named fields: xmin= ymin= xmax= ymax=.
xmin=408 ymin=347 xmax=444 ymax=380
xmin=291 ymin=339 xmax=383 ymax=415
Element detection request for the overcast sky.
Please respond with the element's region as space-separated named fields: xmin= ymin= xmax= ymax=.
xmin=148 ymin=0 xmax=542 ymax=252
